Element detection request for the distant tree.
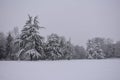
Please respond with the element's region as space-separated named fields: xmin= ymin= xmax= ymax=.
xmin=74 ymin=45 xmax=87 ymax=59
xmin=6 ymin=32 xmax=14 ymax=60
xmin=16 ymin=15 xmax=45 ymax=60
xmin=86 ymin=37 xmax=105 ymax=59
xmin=104 ymin=38 xmax=113 ymax=45
xmin=102 ymin=38 xmax=115 ymax=58
xmin=58 ymin=37 xmax=73 ymax=60
xmin=0 ymin=45 xmax=5 ymax=59
xmin=0 ymin=32 xmax=6 ymax=60
xmin=114 ymin=41 xmax=120 ymax=58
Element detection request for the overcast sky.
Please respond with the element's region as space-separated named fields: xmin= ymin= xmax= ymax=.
xmin=0 ymin=0 xmax=120 ymax=46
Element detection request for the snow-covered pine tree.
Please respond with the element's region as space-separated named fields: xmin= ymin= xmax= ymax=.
xmin=87 ymin=38 xmax=105 ymax=59
xmin=45 ymin=34 xmax=75 ymax=60
xmin=45 ymin=34 xmax=63 ymax=60
xmin=17 ymin=15 xmax=45 ymax=60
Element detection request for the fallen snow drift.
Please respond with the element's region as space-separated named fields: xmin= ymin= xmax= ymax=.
xmin=0 ymin=59 xmax=120 ymax=80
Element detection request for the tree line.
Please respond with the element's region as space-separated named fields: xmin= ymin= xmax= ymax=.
xmin=0 ymin=15 xmax=120 ymax=60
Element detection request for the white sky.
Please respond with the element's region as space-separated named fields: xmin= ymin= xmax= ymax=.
xmin=0 ymin=0 xmax=120 ymax=46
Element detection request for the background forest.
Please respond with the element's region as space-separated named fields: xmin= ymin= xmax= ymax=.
xmin=0 ymin=15 xmax=120 ymax=60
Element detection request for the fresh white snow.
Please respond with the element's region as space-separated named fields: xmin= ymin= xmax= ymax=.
xmin=0 ymin=59 xmax=120 ymax=80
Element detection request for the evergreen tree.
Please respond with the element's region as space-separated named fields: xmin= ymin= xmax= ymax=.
xmin=45 ymin=34 xmax=74 ymax=60
xmin=17 ymin=15 xmax=45 ymax=60
xmin=87 ymin=38 xmax=105 ymax=59
xmin=0 ymin=45 xmax=5 ymax=59
xmin=45 ymin=34 xmax=62 ymax=60
xmin=0 ymin=32 xmax=6 ymax=60
xmin=6 ymin=32 xmax=14 ymax=59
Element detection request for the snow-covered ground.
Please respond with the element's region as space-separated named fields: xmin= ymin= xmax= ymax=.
xmin=0 ymin=59 xmax=120 ymax=80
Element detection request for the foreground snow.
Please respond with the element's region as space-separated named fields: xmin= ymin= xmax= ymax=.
xmin=0 ymin=59 xmax=120 ymax=80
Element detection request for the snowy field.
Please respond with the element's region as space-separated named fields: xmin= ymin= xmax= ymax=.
xmin=0 ymin=59 xmax=120 ymax=80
